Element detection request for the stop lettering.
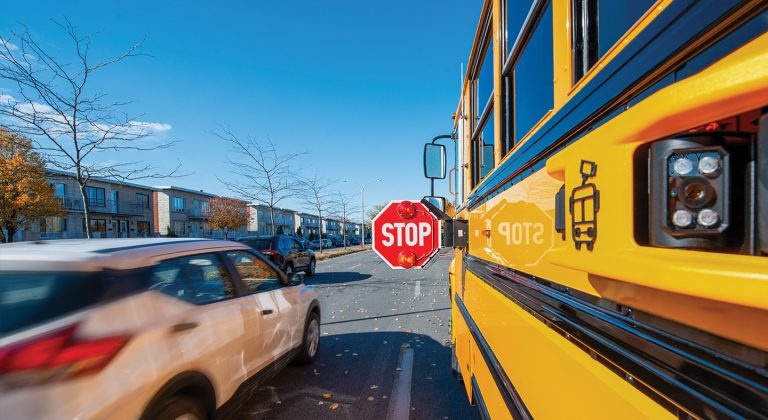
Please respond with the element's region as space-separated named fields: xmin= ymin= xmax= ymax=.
xmin=372 ymin=200 xmax=441 ymax=269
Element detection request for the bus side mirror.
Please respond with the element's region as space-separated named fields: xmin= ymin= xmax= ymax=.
xmin=424 ymin=143 xmax=446 ymax=179
xmin=423 ymin=196 xmax=446 ymax=213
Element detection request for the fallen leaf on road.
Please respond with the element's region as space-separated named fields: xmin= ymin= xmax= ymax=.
xmin=329 ymin=403 xmax=339 ymax=410
xmin=370 ymin=384 xmax=379 ymax=389
xmin=352 ymin=353 xmax=358 ymax=356
xmin=323 ymin=393 xmax=333 ymax=399
xmin=367 ymin=397 xmax=375 ymax=401
xmin=318 ymin=401 xmax=325 ymax=405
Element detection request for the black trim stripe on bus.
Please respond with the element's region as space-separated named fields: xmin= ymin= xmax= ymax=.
xmin=471 ymin=375 xmax=491 ymax=420
xmin=467 ymin=0 xmax=767 ymax=210
xmin=464 ymin=255 xmax=768 ymax=419
xmin=455 ymin=293 xmax=532 ymax=420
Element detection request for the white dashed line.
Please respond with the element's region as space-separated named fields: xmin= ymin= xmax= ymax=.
xmin=386 ymin=347 xmax=414 ymax=420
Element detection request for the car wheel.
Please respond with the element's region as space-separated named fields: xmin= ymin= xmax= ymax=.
xmin=147 ymin=395 xmax=207 ymax=420
xmin=305 ymin=258 xmax=316 ymax=277
xmin=293 ymin=311 xmax=320 ymax=365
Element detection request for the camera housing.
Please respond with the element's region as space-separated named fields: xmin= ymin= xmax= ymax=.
xmin=647 ymin=133 xmax=752 ymax=252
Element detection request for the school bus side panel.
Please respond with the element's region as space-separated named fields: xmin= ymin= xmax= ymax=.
xmin=461 ymin=269 xmax=674 ymax=418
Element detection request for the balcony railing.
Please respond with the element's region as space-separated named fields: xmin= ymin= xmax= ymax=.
xmin=172 ymin=208 xmax=211 ymax=218
xmin=57 ymin=195 xmax=151 ymax=216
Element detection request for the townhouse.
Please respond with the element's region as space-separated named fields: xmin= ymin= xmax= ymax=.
xmin=15 ymin=169 xmax=157 ymax=241
xmin=246 ymin=204 xmax=296 ymax=236
xmin=154 ymin=186 xmax=247 ymax=239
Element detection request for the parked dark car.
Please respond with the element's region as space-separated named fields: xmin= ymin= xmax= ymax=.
xmin=347 ymin=238 xmax=360 ymax=246
xmin=238 ymin=235 xmax=315 ymax=276
xmin=330 ymin=237 xmax=345 ymax=247
xmin=291 ymin=235 xmax=311 ymax=250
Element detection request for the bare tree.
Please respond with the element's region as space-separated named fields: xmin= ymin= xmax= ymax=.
xmin=330 ymin=191 xmax=358 ymax=249
xmin=215 ymin=127 xmax=303 ymax=235
xmin=0 ymin=22 xmax=180 ymax=238
xmin=301 ymin=173 xmax=335 ymax=253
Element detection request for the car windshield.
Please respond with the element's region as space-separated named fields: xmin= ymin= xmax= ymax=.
xmin=240 ymin=238 xmax=273 ymax=250
xmin=0 ymin=272 xmax=107 ymax=336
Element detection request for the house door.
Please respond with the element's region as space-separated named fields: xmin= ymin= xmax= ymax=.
xmin=120 ymin=220 xmax=128 ymax=238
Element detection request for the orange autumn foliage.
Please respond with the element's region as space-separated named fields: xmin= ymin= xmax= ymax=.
xmin=208 ymin=197 xmax=247 ymax=240
xmin=0 ymin=129 xmax=63 ymax=242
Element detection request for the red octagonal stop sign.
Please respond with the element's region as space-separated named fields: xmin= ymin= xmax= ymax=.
xmin=372 ymin=200 xmax=441 ymax=269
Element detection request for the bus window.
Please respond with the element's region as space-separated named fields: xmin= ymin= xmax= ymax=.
xmin=471 ymin=18 xmax=496 ymax=188
xmin=573 ymin=0 xmax=656 ymax=82
xmin=476 ymin=41 xmax=494 ymax=123
xmin=472 ymin=109 xmax=495 ymax=187
xmin=511 ymin=2 xmax=553 ymax=143
xmin=506 ymin=0 xmax=533 ymax=55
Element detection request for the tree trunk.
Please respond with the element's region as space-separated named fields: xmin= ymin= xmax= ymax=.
xmin=269 ymin=206 xmax=276 ymax=235
xmin=3 ymin=224 xmax=16 ymax=243
xmin=223 ymin=227 xmax=229 ymax=240
xmin=318 ymin=213 xmax=323 ymax=254
xmin=78 ymin=182 xmax=92 ymax=239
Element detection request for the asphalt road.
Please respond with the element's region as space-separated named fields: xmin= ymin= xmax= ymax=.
xmin=231 ymin=249 xmax=479 ymax=420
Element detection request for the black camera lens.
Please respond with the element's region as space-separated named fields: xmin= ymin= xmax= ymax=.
xmin=678 ymin=177 xmax=716 ymax=209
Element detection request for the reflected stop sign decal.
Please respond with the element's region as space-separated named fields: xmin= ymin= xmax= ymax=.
xmin=372 ymin=200 xmax=441 ymax=269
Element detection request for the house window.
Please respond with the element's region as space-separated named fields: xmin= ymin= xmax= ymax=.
xmin=136 ymin=193 xmax=150 ymax=208
xmin=83 ymin=218 xmax=107 ymax=234
xmin=171 ymin=220 xmax=186 ymax=235
xmin=171 ymin=197 xmax=185 ymax=213
xmin=137 ymin=221 xmax=151 ymax=236
xmin=41 ymin=217 xmax=66 ymax=233
xmin=50 ymin=182 xmax=66 ymax=198
xmin=84 ymin=186 xmax=106 ymax=207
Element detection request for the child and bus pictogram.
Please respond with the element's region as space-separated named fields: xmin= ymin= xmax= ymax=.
xmin=569 ymin=160 xmax=600 ymax=251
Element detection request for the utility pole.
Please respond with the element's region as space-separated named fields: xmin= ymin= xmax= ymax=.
xmin=359 ymin=179 xmax=381 ymax=248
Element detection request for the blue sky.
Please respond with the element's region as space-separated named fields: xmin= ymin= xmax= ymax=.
xmin=0 ymin=1 xmax=477 ymax=215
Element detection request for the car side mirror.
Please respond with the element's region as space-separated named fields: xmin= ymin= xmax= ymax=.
xmin=424 ymin=143 xmax=446 ymax=179
xmin=290 ymin=273 xmax=305 ymax=286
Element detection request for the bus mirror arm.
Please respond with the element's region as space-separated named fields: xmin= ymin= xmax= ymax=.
xmin=420 ymin=197 xmax=469 ymax=249
xmin=421 ymin=197 xmax=449 ymax=221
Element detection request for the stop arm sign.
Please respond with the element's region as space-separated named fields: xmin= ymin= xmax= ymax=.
xmin=372 ymin=200 xmax=441 ymax=269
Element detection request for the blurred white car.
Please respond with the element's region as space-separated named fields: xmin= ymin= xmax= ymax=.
xmin=0 ymin=238 xmax=320 ymax=419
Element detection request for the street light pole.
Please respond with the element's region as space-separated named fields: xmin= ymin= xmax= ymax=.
xmin=359 ymin=179 xmax=381 ymax=248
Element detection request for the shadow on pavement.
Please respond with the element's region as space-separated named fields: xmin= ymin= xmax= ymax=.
xmin=229 ymin=331 xmax=478 ymax=420
xmin=307 ymin=271 xmax=372 ymax=285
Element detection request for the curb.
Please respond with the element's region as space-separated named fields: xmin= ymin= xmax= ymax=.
xmin=315 ymin=246 xmax=371 ymax=261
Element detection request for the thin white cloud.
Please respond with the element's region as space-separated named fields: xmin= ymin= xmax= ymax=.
xmin=0 ymin=38 xmax=18 ymax=51
xmin=0 ymin=93 xmax=172 ymax=136
xmin=128 ymin=121 xmax=172 ymax=132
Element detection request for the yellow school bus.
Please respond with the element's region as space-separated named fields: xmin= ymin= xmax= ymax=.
xmin=423 ymin=0 xmax=768 ymax=418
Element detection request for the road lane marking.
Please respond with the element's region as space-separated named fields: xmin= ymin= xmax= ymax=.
xmin=349 ymin=263 xmax=362 ymax=270
xmin=414 ymin=281 xmax=421 ymax=297
xmin=386 ymin=347 xmax=414 ymax=420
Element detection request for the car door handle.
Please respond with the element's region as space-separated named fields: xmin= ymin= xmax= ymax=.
xmin=262 ymin=309 xmax=274 ymax=315
xmin=169 ymin=322 xmax=198 ymax=333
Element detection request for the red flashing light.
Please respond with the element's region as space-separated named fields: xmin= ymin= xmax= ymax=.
xmin=397 ymin=250 xmax=417 ymax=268
xmin=397 ymin=200 xmax=417 ymax=219
xmin=260 ymin=250 xmax=278 ymax=255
